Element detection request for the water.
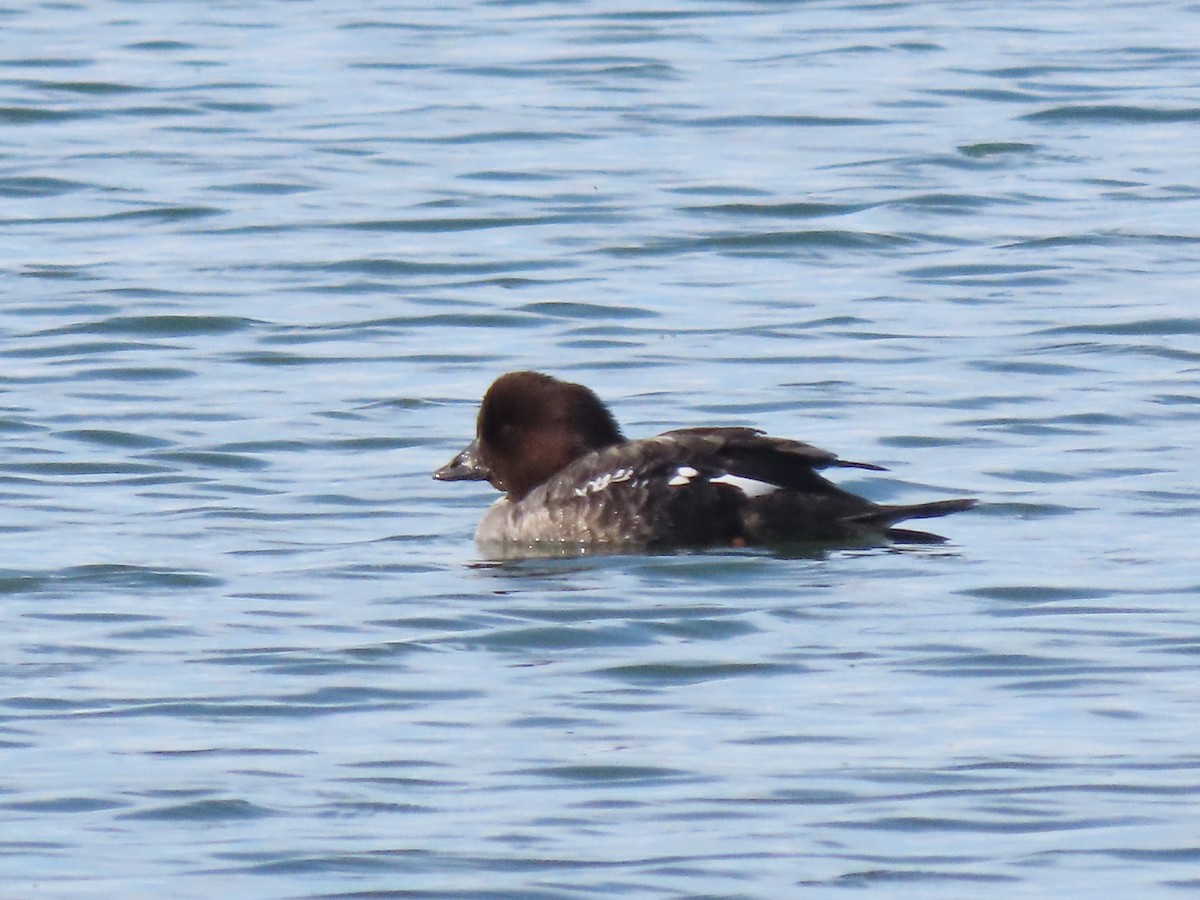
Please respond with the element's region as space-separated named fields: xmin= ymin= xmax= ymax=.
xmin=2 ymin=0 xmax=1199 ymax=896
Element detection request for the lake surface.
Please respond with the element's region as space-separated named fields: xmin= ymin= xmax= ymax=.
xmin=3 ymin=0 xmax=1199 ymax=896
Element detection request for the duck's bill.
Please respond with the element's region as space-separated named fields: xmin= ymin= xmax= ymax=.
xmin=433 ymin=439 xmax=491 ymax=481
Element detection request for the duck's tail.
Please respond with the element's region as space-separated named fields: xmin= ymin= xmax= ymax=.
xmin=845 ymin=498 xmax=977 ymax=544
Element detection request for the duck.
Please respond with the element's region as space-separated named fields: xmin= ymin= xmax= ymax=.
xmin=434 ymin=371 xmax=975 ymax=555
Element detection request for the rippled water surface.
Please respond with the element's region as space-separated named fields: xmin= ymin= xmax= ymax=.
xmin=3 ymin=1 xmax=1200 ymax=896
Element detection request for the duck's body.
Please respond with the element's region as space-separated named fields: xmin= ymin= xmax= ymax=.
xmin=435 ymin=372 xmax=975 ymax=555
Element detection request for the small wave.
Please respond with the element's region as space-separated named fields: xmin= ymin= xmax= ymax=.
xmin=1022 ymin=104 xmax=1200 ymax=123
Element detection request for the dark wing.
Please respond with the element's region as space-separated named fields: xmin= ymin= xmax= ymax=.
xmin=655 ymin=427 xmax=884 ymax=493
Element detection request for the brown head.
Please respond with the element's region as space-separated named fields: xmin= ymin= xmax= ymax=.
xmin=434 ymin=371 xmax=624 ymax=501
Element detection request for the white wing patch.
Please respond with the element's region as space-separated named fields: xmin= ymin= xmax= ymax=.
xmin=574 ymin=467 xmax=634 ymax=497
xmin=710 ymin=473 xmax=779 ymax=498
xmin=574 ymin=465 xmax=780 ymax=496
xmin=666 ymin=465 xmax=699 ymax=487
xmin=665 ymin=467 xmax=778 ymax=496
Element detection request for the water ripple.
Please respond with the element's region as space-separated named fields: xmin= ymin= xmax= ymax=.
xmin=1023 ymin=105 xmax=1200 ymax=123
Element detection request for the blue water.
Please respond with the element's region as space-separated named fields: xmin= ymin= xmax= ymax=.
xmin=3 ymin=0 xmax=1199 ymax=896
